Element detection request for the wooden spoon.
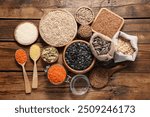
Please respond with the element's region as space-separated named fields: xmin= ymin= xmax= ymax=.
xmin=30 ymin=44 xmax=41 ymax=89
xmin=89 ymin=62 xmax=128 ymax=89
xmin=15 ymin=49 xmax=31 ymax=94
xmin=108 ymin=63 xmax=128 ymax=77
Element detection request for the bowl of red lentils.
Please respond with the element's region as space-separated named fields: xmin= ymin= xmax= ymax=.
xmin=47 ymin=64 xmax=67 ymax=85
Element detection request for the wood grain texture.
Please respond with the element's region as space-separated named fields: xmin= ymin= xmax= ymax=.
xmin=0 ymin=19 xmax=150 ymax=44
xmin=0 ymin=0 xmax=150 ymax=100
xmin=0 ymin=42 xmax=150 ymax=73
xmin=0 ymin=72 xmax=149 ymax=100
xmin=0 ymin=0 xmax=149 ymax=18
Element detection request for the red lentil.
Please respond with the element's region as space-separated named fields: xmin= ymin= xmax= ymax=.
xmin=48 ymin=64 xmax=66 ymax=85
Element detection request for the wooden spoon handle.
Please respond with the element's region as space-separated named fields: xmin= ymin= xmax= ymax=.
xmin=32 ymin=61 xmax=38 ymax=89
xmin=22 ymin=65 xmax=31 ymax=94
xmin=108 ymin=63 xmax=128 ymax=77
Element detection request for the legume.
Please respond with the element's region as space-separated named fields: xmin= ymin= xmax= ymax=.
xmin=65 ymin=41 xmax=94 ymax=70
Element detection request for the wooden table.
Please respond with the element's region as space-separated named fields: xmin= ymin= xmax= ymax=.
xmin=0 ymin=0 xmax=150 ymax=100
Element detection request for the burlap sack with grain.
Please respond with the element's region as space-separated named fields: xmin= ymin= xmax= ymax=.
xmin=90 ymin=33 xmax=115 ymax=61
xmin=112 ymin=31 xmax=138 ymax=63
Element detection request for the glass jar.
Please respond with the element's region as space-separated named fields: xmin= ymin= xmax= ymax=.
xmin=69 ymin=74 xmax=90 ymax=95
xmin=45 ymin=66 xmax=90 ymax=95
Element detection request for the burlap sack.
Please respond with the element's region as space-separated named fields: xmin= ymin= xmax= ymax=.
xmin=112 ymin=31 xmax=138 ymax=63
xmin=90 ymin=33 xmax=115 ymax=61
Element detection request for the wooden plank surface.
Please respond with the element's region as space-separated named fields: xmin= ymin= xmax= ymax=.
xmin=0 ymin=0 xmax=150 ymax=100
xmin=0 ymin=42 xmax=150 ymax=72
xmin=0 ymin=0 xmax=150 ymax=19
xmin=0 ymin=19 xmax=150 ymax=44
xmin=0 ymin=72 xmax=150 ymax=100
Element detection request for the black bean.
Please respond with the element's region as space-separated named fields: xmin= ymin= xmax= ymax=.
xmin=65 ymin=42 xmax=94 ymax=70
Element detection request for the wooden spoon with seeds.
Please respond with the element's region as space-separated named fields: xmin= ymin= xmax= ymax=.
xmin=30 ymin=44 xmax=41 ymax=89
xmin=15 ymin=49 xmax=31 ymax=94
xmin=89 ymin=62 xmax=128 ymax=89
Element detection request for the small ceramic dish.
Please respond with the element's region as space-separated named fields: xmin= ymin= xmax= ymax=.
xmin=41 ymin=46 xmax=59 ymax=64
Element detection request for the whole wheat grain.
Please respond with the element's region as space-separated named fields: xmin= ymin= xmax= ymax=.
xmin=92 ymin=8 xmax=124 ymax=38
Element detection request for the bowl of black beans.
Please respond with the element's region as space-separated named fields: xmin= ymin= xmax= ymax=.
xmin=63 ymin=40 xmax=95 ymax=74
